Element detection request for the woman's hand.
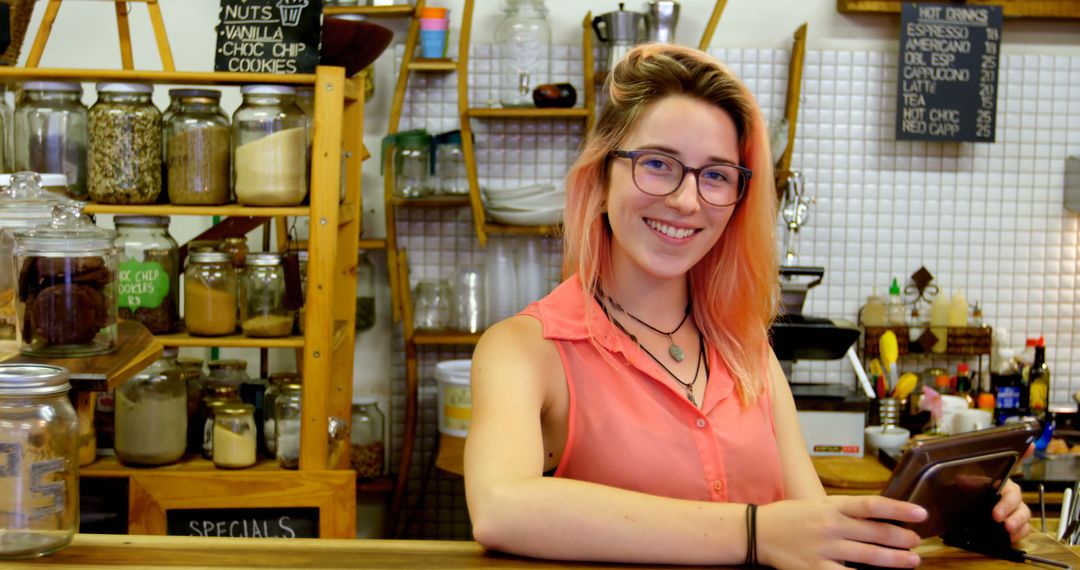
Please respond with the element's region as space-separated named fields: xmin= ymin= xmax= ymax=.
xmin=757 ymin=496 xmax=927 ymax=570
xmin=993 ymin=478 xmax=1032 ymax=542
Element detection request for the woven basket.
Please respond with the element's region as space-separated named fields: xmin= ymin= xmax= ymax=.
xmin=0 ymin=0 xmax=36 ymax=66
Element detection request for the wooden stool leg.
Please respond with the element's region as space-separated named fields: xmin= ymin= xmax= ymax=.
xmin=145 ymin=0 xmax=175 ymax=71
xmin=25 ymin=0 xmax=63 ymax=68
xmin=115 ymin=1 xmax=134 ymax=70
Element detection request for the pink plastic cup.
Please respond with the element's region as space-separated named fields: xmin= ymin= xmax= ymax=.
xmin=419 ymin=17 xmax=449 ymax=31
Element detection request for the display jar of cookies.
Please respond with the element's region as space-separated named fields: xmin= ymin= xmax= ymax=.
xmin=12 ymin=202 xmax=117 ymax=357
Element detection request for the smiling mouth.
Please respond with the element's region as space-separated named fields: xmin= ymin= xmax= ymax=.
xmin=645 ymin=218 xmax=700 ymax=240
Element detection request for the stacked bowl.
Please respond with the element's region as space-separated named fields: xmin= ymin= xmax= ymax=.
xmin=481 ymin=183 xmax=565 ymax=226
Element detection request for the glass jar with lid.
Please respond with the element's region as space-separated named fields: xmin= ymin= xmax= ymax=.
xmin=297 ymin=250 xmax=308 ymax=334
xmin=114 ymin=215 xmax=179 ymax=334
xmin=0 ymin=172 xmax=68 ymax=344
xmin=114 ymin=347 xmax=187 ymax=466
xmin=184 ymin=251 xmax=237 ymax=336
xmin=414 ymin=278 xmax=451 ymax=330
xmin=207 ymin=359 xmax=250 ymax=387
xmin=496 ymin=0 xmax=552 ymax=108
xmin=355 ymin=252 xmax=375 ymax=331
xmin=201 ymin=396 xmax=240 ymax=460
xmin=165 ymin=89 xmax=230 ymax=205
xmin=232 ymin=85 xmax=307 ymax=206
xmin=177 ymin=357 xmax=207 ymax=454
xmin=263 ymin=372 xmax=300 ymax=456
xmin=349 ymin=396 xmax=385 ymax=478
xmin=213 ymin=402 xmax=257 ymax=469
xmin=240 ymin=252 xmax=294 ymax=338
xmin=0 ymin=364 xmax=79 ymax=558
xmin=0 ymin=85 xmax=12 ymax=173
xmin=274 ymin=382 xmax=302 ymax=469
xmin=434 ymin=130 xmax=468 ymax=196
xmin=382 ymin=129 xmax=432 ymax=199
xmin=14 ymin=81 xmax=88 ymax=199
xmin=219 ymin=236 xmax=248 ymax=273
xmin=13 ymin=203 xmax=118 ymax=357
xmin=87 ymin=83 xmax=162 ymax=205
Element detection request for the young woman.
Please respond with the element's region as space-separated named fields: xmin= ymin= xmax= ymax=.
xmin=464 ymin=44 xmax=1030 ymax=568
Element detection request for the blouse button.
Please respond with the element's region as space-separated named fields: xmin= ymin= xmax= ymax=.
xmin=713 ymin=480 xmax=724 ymax=492
xmin=695 ymin=418 xmax=706 ymax=428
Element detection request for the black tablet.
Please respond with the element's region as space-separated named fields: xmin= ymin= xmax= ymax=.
xmin=879 ymin=420 xmax=1040 ymax=538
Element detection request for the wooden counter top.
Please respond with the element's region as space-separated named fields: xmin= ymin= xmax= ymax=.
xmin=8 ymin=532 xmax=1080 ymax=569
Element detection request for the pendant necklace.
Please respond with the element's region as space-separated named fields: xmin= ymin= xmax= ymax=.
xmin=606 ymin=295 xmax=691 ymax=363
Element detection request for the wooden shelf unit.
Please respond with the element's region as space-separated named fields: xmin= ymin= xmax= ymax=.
xmin=408 ymin=59 xmax=458 ymax=72
xmin=323 ymin=4 xmax=416 ymax=17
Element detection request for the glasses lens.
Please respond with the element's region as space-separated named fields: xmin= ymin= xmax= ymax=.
xmin=632 ymin=152 xmax=683 ymax=196
xmin=698 ymin=164 xmax=744 ymax=206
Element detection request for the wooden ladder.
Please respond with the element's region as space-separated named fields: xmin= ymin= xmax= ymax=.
xmin=24 ymin=0 xmax=174 ymax=70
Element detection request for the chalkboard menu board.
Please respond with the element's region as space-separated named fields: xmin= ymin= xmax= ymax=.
xmin=896 ymin=3 xmax=1002 ymax=142
xmin=167 ymin=507 xmax=319 ymax=538
xmin=214 ymin=0 xmax=323 ymax=74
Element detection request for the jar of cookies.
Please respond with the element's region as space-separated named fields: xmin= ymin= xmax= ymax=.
xmin=12 ymin=203 xmax=117 ymax=357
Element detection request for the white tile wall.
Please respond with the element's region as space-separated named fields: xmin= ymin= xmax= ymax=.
xmin=384 ymin=42 xmax=1080 ymax=538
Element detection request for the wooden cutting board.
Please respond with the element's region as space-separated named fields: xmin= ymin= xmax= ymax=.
xmin=814 ymin=455 xmax=893 ymax=491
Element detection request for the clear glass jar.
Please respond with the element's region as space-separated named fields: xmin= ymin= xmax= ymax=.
xmin=114 ymin=215 xmax=179 ymax=334
xmin=349 ymin=397 xmax=385 ymax=478
xmin=297 ymin=250 xmax=308 ymax=334
xmin=414 ymin=278 xmax=451 ymax=330
xmin=0 ymin=85 xmax=12 ymax=173
xmin=0 ymin=172 xmax=68 ymax=343
xmin=434 ymin=130 xmax=468 ymax=195
xmin=200 ymin=397 xmax=239 ymax=460
xmin=12 ymin=203 xmax=118 ymax=357
xmin=355 ymin=252 xmax=375 ymax=332
xmin=184 ymin=251 xmax=237 ymax=336
xmin=274 ymin=382 xmax=302 ymax=469
xmin=87 ymin=83 xmax=162 ymax=205
xmin=177 ymin=357 xmax=207 ymax=455
xmin=206 ymin=359 xmax=250 ymax=387
xmin=114 ymin=348 xmax=187 ymax=466
xmin=213 ymin=402 xmax=257 ymax=469
xmin=383 ymin=130 xmax=432 ymax=198
xmin=14 ymin=82 xmax=88 ymax=199
xmin=240 ymin=253 xmax=293 ymax=338
xmin=165 ymin=89 xmax=230 ymax=205
xmin=263 ymin=371 xmax=301 ymax=456
xmin=219 ymin=236 xmax=248 ymax=273
xmin=232 ymin=85 xmax=307 ymax=206
xmin=0 ymin=364 xmax=78 ymax=558
xmin=496 ymin=0 xmax=552 ymax=108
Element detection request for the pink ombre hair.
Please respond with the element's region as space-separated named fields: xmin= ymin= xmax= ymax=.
xmin=562 ymin=44 xmax=778 ymax=404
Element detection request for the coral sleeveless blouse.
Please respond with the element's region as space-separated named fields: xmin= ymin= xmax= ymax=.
xmin=520 ymin=276 xmax=785 ymax=504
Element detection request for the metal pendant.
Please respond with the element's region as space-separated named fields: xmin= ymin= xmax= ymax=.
xmin=669 ymin=343 xmax=685 ymax=362
xmin=688 ymin=392 xmax=696 ymax=405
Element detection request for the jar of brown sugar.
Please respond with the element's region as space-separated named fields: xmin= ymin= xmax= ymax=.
xmin=184 ymin=251 xmax=237 ymax=336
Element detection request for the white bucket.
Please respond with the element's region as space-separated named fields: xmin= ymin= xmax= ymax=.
xmin=434 ymin=359 xmax=472 ymax=437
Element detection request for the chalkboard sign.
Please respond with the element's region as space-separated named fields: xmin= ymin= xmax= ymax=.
xmin=214 ymin=0 xmax=323 ymax=74
xmin=896 ymin=3 xmax=1002 ymax=142
xmin=167 ymin=507 xmax=319 ymax=538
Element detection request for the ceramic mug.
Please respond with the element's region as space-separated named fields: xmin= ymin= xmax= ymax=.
xmin=953 ymin=408 xmax=993 ymax=434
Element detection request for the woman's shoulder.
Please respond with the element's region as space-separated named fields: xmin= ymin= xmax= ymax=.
xmin=472 ymin=315 xmax=564 ymax=390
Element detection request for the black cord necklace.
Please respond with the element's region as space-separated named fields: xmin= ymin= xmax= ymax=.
xmin=606 ymin=295 xmax=692 ymax=363
xmin=599 ymin=296 xmax=708 ymax=405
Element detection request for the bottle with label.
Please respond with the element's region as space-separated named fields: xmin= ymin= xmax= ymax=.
xmin=929 ymin=292 xmax=949 ymax=354
xmin=991 ymin=348 xmax=1026 ymax=425
xmin=955 ymin=363 xmax=974 ymax=407
xmin=860 ymin=289 xmax=886 ymax=327
xmin=886 ymin=277 xmax=906 ymax=326
xmin=947 ymin=289 xmax=969 ymax=331
xmin=908 ymin=305 xmax=925 ymax=345
xmin=1028 ymin=337 xmax=1050 ymax=420
xmin=1019 ymin=337 xmax=1037 ymax=383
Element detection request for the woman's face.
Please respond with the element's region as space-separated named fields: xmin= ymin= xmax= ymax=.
xmin=605 ymin=94 xmax=742 ymax=283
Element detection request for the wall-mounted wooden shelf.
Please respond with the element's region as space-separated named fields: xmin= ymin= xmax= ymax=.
xmin=359 ymin=238 xmax=387 ymax=251
xmin=324 ymin=5 xmax=415 ymax=17
xmin=464 ymin=107 xmax=591 ymax=119
xmin=390 ymin=196 xmax=471 ymax=207
xmin=155 ymin=332 xmax=305 ymax=349
xmin=408 ymin=59 xmax=458 ymax=72
xmin=483 ymin=223 xmax=562 ymax=236
xmin=83 ymin=204 xmax=311 ymax=217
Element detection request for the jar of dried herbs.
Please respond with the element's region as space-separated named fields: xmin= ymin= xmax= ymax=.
xmin=14 ymin=81 xmax=88 ymax=199
xmin=12 ymin=203 xmax=118 ymax=357
xmin=88 ymin=83 xmax=162 ymax=205
xmin=240 ymin=253 xmax=293 ymax=338
xmin=165 ymin=90 xmax=230 ymax=205
xmin=232 ymin=85 xmax=307 ymax=206
xmin=114 ymin=215 xmax=178 ymax=334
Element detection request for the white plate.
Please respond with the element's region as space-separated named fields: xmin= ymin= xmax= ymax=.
xmin=486 ymin=207 xmax=563 ymax=226
xmin=482 ymin=183 xmax=557 ymax=201
xmin=485 ymin=191 xmax=566 ymax=211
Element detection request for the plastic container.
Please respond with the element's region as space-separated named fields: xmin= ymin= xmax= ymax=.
xmin=434 ymin=359 xmax=472 ymax=437
xmin=232 ymin=85 xmax=308 ymax=206
xmin=0 ymin=364 xmax=78 ymax=558
xmin=87 ymin=83 xmax=162 ymax=204
xmin=947 ymin=289 xmax=968 ymax=328
xmin=14 ymin=81 xmax=88 ymax=199
xmin=929 ymin=292 xmax=949 ymax=354
xmin=886 ymin=277 xmax=906 ymax=326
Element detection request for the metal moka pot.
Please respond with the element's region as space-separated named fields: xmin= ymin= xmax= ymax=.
xmin=644 ymin=1 xmax=679 ymax=43
xmin=592 ymin=3 xmax=645 ymax=73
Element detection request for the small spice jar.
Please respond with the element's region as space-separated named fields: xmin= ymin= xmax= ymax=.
xmin=165 ymin=89 xmax=230 ymax=205
xmin=13 ymin=203 xmax=118 ymax=357
xmin=350 ymin=397 xmax=385 ymax=479
xmin=232 ymin=85 xmax=307 ymax=206
xmin=0 ymin=364 xmax=78 ymax=558
xmin=213 ymin=402 xmax=257 ymax=469
xmin=274 ymin=382 xmax=303 ymax=469
xmin=184 ymin=251 xmax=237 ymax=336
xmin=201 ymin=397 xmax=239 ymax=460
xmin=14 ymin=81 xmax=88 ymax=199
xmin=87 ymin=83 xmax=162 ymax=205
xmin=114 ymin=348 xmax=187 ymax=466
xmin=240 ymin=253 xmax=294 ymax=338
xmin=114 ymin=215 xmax=179 ymax=334
xmin=263 ymin=372 xmax=300 ymax=456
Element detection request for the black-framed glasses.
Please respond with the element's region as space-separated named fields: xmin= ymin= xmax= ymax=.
xmin=611 ymin=149 xmax=752 ymax=207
